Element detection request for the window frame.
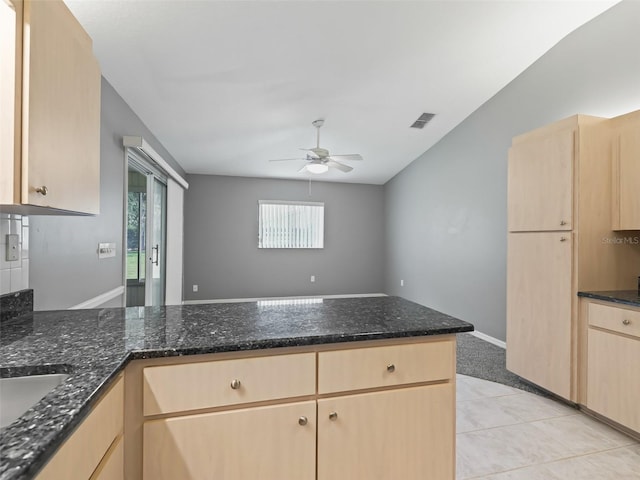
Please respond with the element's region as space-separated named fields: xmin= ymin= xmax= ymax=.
xmin=258 ymin=200 xmax=325 ymax=249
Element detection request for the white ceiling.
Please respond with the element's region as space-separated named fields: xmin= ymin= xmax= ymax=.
xmin=65 ymin=0 xmax=619 ymax=185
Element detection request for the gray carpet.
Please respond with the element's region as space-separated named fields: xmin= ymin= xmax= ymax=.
xmin=456 ymin=333 xmax=550 ymax=397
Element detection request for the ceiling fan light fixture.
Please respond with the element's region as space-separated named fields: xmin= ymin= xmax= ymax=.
xmin=306 ymin=162 xmax=329 ymax=174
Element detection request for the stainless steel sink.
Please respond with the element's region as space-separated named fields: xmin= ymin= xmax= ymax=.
xmin=0 ymin=374 xmax=69 ymax=428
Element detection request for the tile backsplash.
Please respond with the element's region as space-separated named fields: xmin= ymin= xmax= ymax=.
xmin=0 ymin=214 xmax=29 ymax=295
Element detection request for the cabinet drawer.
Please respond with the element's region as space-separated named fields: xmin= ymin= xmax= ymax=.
xmin=36 ymin=376 xmax=123 ymax=480
xmin=318 ymin=340 xmax=454 ymax=394
xmin=589 ymin=302 xmax=640 ymax=339
xmin=143 ymin=353 xmax=316 ymax=415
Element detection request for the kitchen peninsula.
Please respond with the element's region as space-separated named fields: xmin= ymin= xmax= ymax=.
xmin=0 ymin=296 xmax=473 ymax=480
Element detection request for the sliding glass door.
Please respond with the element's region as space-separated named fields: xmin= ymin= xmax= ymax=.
xmin=148 ymin=177 xmax=167 ymax=306
xmin=126 ymin=155 xmax=167 ymax=307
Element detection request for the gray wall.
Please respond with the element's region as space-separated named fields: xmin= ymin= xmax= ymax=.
xmin=384 ymin=0 xmax=640 ymax=341
xmin=29 ymin=77 xmax=184 ymax=310
xmin=184 ymin=175 xmax=385 ymax=300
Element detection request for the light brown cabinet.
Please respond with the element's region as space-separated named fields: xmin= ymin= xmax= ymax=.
xmin=611 ymin=110 xmax=640 ymax=231
xmin=142 ymin=352 xmax=316 ymax=415
xmin=507 ymin=127 xmax=574 ymax=232
xmin=317 ymin=384 xmax=454 ymax=480
xmin=144 ymin=401 xmax=317 ymax=480
xmin=35 ymin=376 xmax=124 ymax=480
xmin=91 ymin=437 xmax=124 ymax=480
xmin=585 ymin=301 xmax=640 ymax=434
xmin=127 ymin=338 xmax=457 ymax=480
xmin=507 ymin=231 xmax=573 ymax=399
xmin=0 ymin=0 xmax=100 ymax=215
xmin=506 ymin=114 xmax=640 ymax=402
xmin=317 ymin=340 xmax=455 ymax=479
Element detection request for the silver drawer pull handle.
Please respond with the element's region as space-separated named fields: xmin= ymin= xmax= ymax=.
xmin=230 ymin=379 xmax=241 ymax=390
xmin=298 ymin=416 xmax=308 ymax=426
xmin=387 ymin=364 xmax=395 ymax=373
xmin=329 ymin=412 xmax=338 ymax=421
xmin=560 ymin=220 xmax=567 ymax=226
xmin=622 ymin=319 xmax=631 ymax=326
xmin=35 ymin=186 xmax=48 ymax=196
xmin=560 ymin=237 xmax=568 ymax=242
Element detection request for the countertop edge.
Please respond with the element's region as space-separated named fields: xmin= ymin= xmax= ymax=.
xmin=129 ymin=325 xmax=474 ymax=360
xmin=578 ymin=291 xmax=640 ymax=308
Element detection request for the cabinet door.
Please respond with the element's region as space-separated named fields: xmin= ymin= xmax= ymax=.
xmin=22 ymin=0 xmax=100 ymax=214
xmin=508 ymin=129 xmax=574 ymax=232
xmin=143 ymin=401 xmax=316 ymax=480
xmin=612 ymin=128 xmax=640 ymax=230
xmin=506 ymin=232 xmax=573 ymax=399
xmin=36 ymin=377 xmax=123 ymax=480
xmin=317 ymin=384 xmax=454 ymax=480
xmin=587 ymin=329 xmax=640 ymax=432
xmin=0 ymin=0 xmax=22 ymax=205
xmin=90 ymin=437 xmax=123 ymax=480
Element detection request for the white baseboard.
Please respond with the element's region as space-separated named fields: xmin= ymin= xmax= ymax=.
xmin=69 ymin=286 xmax=125 ymax=310
xmin=470 ymin=330 xmax=506 ymax=349
xmin=182 ymin=293 xmax=388 ymax=305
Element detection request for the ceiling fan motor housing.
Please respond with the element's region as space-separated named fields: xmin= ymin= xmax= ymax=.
xmin=310 ymin=147 xmax=330 ymax=158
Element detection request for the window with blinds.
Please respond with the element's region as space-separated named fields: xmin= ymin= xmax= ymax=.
xmin=258 ymin=200 xmax=324 ymax=249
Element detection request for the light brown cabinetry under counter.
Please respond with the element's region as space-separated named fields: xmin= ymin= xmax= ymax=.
xmin=35 ymin=376 xmax=124 ymax=480
xmin=584 ymin=300 xmax=640 ymax=435
xmin=317 ymin=340 xmax=453 ymax=394
xmin=91 ymin=437 xmax=124 ymax=480
xmin=126 ymin=336 xmax=457 ymax=480
xmin=144 ymin=401 xmax=316 ymax=480
xmin=588 ymin=302 xmax=640 ymax=337
xmin=143 ymin=352 xmax=316 ymax=415
xmin=317 ymin=384 xmax=454 ymax=480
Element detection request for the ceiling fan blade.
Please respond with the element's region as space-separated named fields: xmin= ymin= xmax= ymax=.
xmin=329 ymin=154 xmax=363 ymax=161
xmin=297 ymin=164 xmax=309 ymax=173
xmin=300 ymin=148 xmax=319 ymax=158
xmin=326 ymin=159 xmax=353 ymax=173
xmin=269 ymin=158 xmax=307 ymax=162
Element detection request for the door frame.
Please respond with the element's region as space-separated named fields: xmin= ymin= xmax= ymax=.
xmin=124 ymin=149 xmax=168 ymax=307
xmin=122 ymin=137 xmax=189 ymax=307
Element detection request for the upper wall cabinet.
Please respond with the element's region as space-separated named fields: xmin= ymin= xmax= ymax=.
xmin=0 ymin=0 xmax=100 ymax=215
xmin=507 ymin=125 xmax=574 ymax=232
xmin=611 ymin=110 xmax=640 ymax=231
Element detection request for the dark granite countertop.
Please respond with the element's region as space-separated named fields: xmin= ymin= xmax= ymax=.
xmin=0 ymin=295 xmax=473 ymax=480
xmin=578 ymin=290 xmax=640 ymax=308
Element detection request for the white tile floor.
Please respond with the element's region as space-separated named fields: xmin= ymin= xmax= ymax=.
xmin=456 ymin=374 xmax=640 ymax=479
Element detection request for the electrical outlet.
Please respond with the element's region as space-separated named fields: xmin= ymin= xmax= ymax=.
xmin=310 ymin=275 xmax=316 ymax=283
xmin=5 ymin=234 xmax=19 ymax=261
xmin=192 ymin=284 xmax=198 ymax=292
xmin=400 ymin=279 xmax=404 ymax=287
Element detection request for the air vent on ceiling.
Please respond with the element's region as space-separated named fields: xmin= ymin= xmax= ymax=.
xmin=410 ymin=113 xmax=435 ymax=129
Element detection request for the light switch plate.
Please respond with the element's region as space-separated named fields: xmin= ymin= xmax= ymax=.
xmin=98 ymin=242 xmax=116 ymax=259
xmin=6 ymin=234 xmax=19 ymax=261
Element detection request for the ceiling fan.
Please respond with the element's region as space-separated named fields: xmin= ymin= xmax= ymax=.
xmin=269 ymin=119 xmax=363 ymax=174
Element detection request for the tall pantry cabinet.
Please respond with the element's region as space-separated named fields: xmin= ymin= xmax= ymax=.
xmin=506 ymin=115 xmax=639 ymax=402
